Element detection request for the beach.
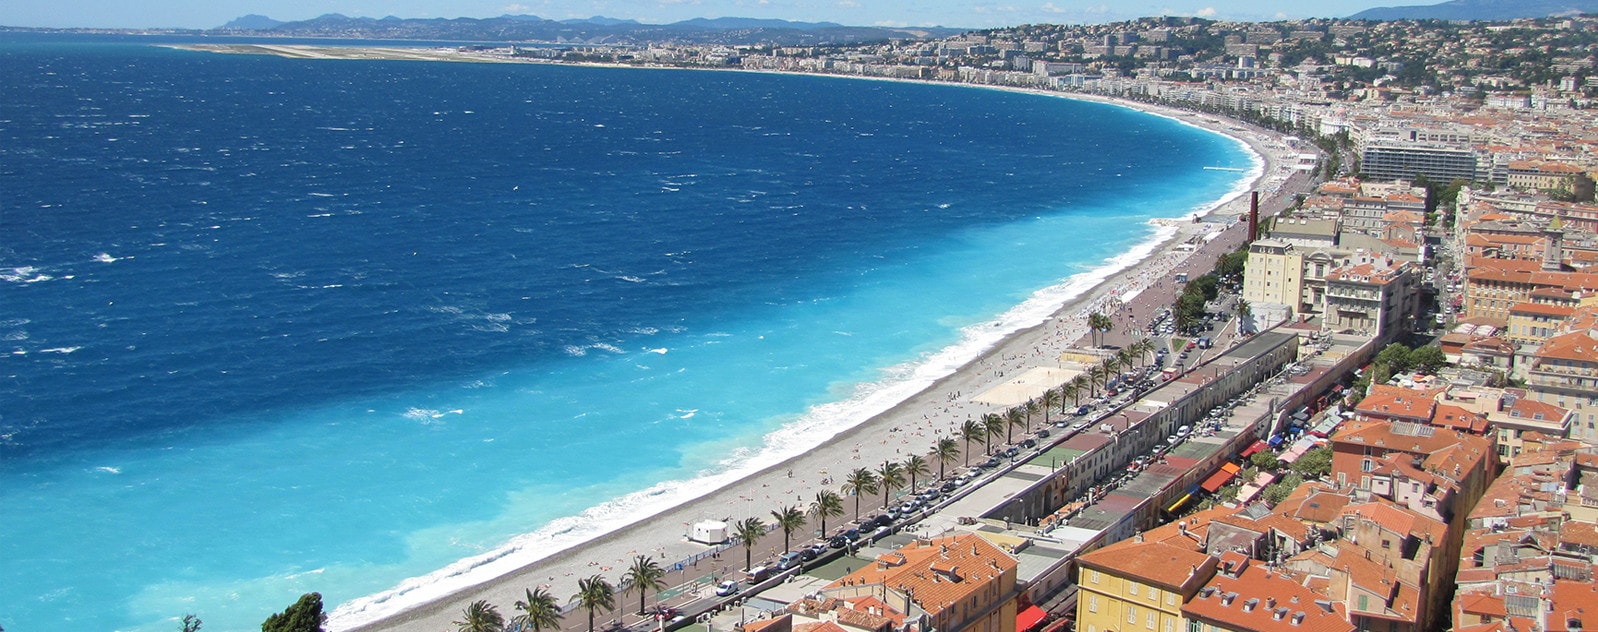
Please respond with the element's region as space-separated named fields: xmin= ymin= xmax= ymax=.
xmin=172 ymin=44 xmax=1320 ymax=632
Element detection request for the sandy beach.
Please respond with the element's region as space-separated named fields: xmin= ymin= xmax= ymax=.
xmin=205 ymin=44 xmax=1323 ymax=632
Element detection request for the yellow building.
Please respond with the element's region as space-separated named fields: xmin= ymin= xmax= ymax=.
xmin=1242 ymin=239 xmax=1305 ymax=314
xmin=1075 ymin=539 xmax=1217 ymax=632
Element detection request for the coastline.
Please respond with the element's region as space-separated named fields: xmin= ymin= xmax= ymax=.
xmin=183 ymin=44 xmax=1310 ymax=632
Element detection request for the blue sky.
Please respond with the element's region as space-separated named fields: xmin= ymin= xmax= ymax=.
xmin=2 ymin=0 xmax=1399 ymax=30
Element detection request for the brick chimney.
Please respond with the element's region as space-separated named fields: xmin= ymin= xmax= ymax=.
xmin=1249 ymin=191 xmax=1260 ymax=242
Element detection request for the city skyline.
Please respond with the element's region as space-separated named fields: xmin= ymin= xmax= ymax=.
xmin=2 ymin=0 xmax=1416 ymax=31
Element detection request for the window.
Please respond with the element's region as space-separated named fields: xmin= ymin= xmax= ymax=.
xmin=1089 ymin=595 xmax=1098 ymax=613
xmin=1129 ymin=605 xmax=1138 ymax=623
xmin=1359 ymin=595 xmax=1369 ymax=611
xmin=1148 ymin=612 xmax=1156 ymax=629
xmin=1090 ymin=570 xmax=1099 ymax=584
xmin=1167 ymin=593 xmax=1177 ymax=606
xmin=1165 ymin=620 xmax=1174 ymax=632
xmin=1129 ymin=583 xmax=1139 ymax=596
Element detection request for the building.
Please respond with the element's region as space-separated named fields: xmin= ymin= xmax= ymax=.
xmin=829 ymin=534 xmax=1019 ymax=632
xmin=1361 ymin=141 xmax=1481 ymax=183
xmin=1243 ymin=239 xmax=1306 ymax=314
xmin=1075 ymin=539 xmax=1216 ymax=632
xmin=1322 ymin=255 xmax=1421 ymax=341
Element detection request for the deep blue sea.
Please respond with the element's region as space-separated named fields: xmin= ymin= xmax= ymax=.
xmin=0 ymin=33 xmax=1253 ymax=631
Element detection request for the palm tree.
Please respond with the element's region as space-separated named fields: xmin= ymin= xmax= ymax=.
xmin=1041 ymin=389 xmax=1061 ymax=426
xmin=810 ymin=490 xmax=845 ymax=538
xmin=455 ymin=599 xmax=505 ymax=632
xmin=621 ymin=555 xmax=666 ymax=615
xmin=934 ymin=436 xmax=960 ymax=479
xmin=1115 ymin=347 xmax=1135 ymax=373
xmin=1089 ymin=311 xmax=1114 ymax=347
xmin=1134 ymin=338 xmax=1156 ymax=366
xmin=734 ymin=516 xmax=766 ymax=572
xmin=770 ymin=505 xmax=806 ymax=554
xmin=1087 ymin=364 xmax=1106 ymax=397
xmin=1071 ymin=375 xmax=1091 ymax=403
xmin=1059 ymin=381 xmax=1080 ymax=409
xmin=903 ymin=454 xmax=931 ymax=493
xmin=513 ymin=587 xmax=563 ymax=632
xmin=981 ymin=412 xmax=1005 ymax=455
xmin=842 ymin=467 xmax=879 ymax=521
xmin=959 ymin=419 xmax=984 ymax=465
xmin=1024 ymin=399 xmax=1040 ymax=430
xmin=1005 ymin=407 xmax=1027 ymax=444
xmin=1236 ymin=299 xmax=1252 ymax=332
xmin=877 ymin=460 xmax=905 ymax=509
xmin=577 ymin=575 xmax=616 ymax=632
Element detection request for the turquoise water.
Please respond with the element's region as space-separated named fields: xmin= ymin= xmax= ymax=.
xmin=0 ymin=33 xmax=1254 ymax=631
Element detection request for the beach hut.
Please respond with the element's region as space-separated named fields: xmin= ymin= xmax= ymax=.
xmin=687 ymin=520 xmax=729 ymax=545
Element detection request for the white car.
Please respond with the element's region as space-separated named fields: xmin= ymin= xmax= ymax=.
xmin=716 ymin=579 xmax=740 ymax=597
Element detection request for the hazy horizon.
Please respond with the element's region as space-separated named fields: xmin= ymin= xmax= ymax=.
xmin=1 ymin=0 xmax=1415 ymax=32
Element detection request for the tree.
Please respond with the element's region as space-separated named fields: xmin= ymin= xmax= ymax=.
xmin=1375 ymin=342 xmax=1414 ymax=375
xmin=1410 ymin=345 xmax=1447 ymax=374
xmin=1071 ymin=374 xmax=1091 ymax=403
xmin=959 ymin=419 xmax=984 ymax=465
xmin=734 ymin=516 xmax=766 ymax=572
xmin=1041 ymin=389 xmax=1061 ymax=425
xmin=1005 ymin=407 xmax=1027 ymax=444
xmin=181 ymin=615 xmax=202 ymax=632
xmin=1290 ymin=446 xmax=1334 ymax=479
xmin=770 ymin=505 xmax=806 ymax=554
xmin=622 ymin=555 xmax=667 ymax=615
xmin=1089 ymin=312 xmax=1114 ymax=347
xmin=262 ymin=592 xmax=326 ymax=632
xmin=877 ymin=460 xmax=905 ymax=509
xmin=577 ymin=575 xmax=616 ymax=632
xmin=934 ymin=436 xmax=960 ymax=479
xmin=454 ymin=600 xmax=505 ymax=632
xmin=1261 ymin=472 xmax=1304 ymax=506
xmin=843 ymin=467 xmax=879 ymax=519
xmin=981 ymin=412 xmax=1005 ymax=455
xmin=903 ymin=454 xmax=931 ymax=493
xmin=1249 ymin=450 xmax=1281 ymax=471
xmin=513 ymin=587 xmax=563 ymax=632
xmin=810 ymin=490 xmax=845 ymax=537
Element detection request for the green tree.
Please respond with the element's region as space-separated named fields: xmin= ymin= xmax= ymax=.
xmin=1410 ymin=345 xmax=1447 ymax=374
xmin=1005 ymin=407 xmax=1027 ymax=444
xmin=903 ymin=454 xmax=931 ymax=494
xmin=934 ymin=436 xmax=960 ymax=480
xmin=810 ymin=489 xmax=845 ymax=537
xmin=262 ymin=592 xmax=326 ymax=632
xmin=454 ymin=600 xmax=505 ymax=632
xmin=1249 ymin=451 xmax=1281 ymax=471
xmin=1041 ymin=389 xmax=1061 ymax=425
xmin=1089 ymin=312 xmax=1114 ymax=347
xmin=959 ymin=419 xmax=984 ymax=465
xmin=181 ymin=614 xmax=202 ymax=632
xmin=577 ymin=575 xmax=616 ymax=632
xmin=842 ymin=467 xmax=879 ymax=519
xmin=877 ymin=460 xmax=906 ymax=509
xmin=1290 ymin=446 xmax=1334 ymax=479
xmin=1375 ymin=342 xmax=1414 ymax=375
xmin=734 ymin=516 xmax=767 ymax=572
xmin=513 ymin=587 xmax=563 ymax=632
xmin=622 ymin=555 xmax=667 ymax=615
xmin=770 ymin=505 xmax=806 ymax=554
xmin=981 ymin=412 xmax=1005 ymax=455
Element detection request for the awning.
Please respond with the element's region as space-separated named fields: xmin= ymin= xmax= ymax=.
xmin=1167 ymin=493 xmax=1193 ymax=512
xmin=1018 ymin=605 xmax=1048 ymax=632
xmin=1241 ymin=440 xmax=1268 ymax=457
xmin=1267 ymin=435 xmax=1285 ymax=447
xmin=1200 ymin=468 xmax=1237 ymax=492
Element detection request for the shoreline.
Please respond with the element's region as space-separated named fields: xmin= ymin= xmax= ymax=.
xmin=183 ymin=44 xmax=1310 ymax=632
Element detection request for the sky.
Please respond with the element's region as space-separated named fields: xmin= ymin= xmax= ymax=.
xmin=1 ymin=0 xmax=1406 ymax=30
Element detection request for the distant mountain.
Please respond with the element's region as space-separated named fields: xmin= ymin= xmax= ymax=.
xmin=210 ymin=13 xmax=964 ymax=45
xmin=218 ymin=14 xmax=284 ymax=30
xmin=558 ymin=16 xmax=640 ymax=26
xmin=1349 ymin=0 xmax=1598 ymax=21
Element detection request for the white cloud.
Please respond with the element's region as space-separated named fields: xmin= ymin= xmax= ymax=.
xmin=1275 ymin=12 xmax=1288 ymax=18
xmin=838 ymin=0 xmax=862 ymax=7
xmin=503 ymin=3 xmax=531 ymax=12
xmin=1195 ymin=6 xmax=1217 ymax=17
xmin=1040 ymin=2 xmax=1066 ymax=13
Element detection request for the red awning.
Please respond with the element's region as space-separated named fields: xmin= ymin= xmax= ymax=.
xmin=1240 ymin=440 xmax=1268 ymax=457
xmin=1018 ymin=605 xmax=1048 ymax=632
xmin=1200 ymin=468 xmax=1237 ymax=492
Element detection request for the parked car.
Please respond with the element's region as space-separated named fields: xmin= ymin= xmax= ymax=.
xmin=716 ymin=580 xmax=740 ymax=596
xmin=801 ymin=543 xmax=826 ymax=560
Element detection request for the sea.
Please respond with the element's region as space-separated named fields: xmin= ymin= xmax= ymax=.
xmin=0 ymin=32 xmax=1256 ymax=632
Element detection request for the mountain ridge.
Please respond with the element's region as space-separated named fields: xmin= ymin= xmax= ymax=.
xmin=1349 ymin=0 xmax=1598 ymax=21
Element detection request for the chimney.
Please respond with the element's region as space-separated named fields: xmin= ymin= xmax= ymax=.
xmin=1249 ymin=191 xmax=1260 ymax=242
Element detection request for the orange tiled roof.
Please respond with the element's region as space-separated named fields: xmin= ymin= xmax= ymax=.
xmin=1077 ymin=539 xmax=1215 ymax=592
xmin=1183 ymin=564 xmax=1354 ymax=632
xmin=1534 ymin=330 xmax=1598 ymax=363
xmin=826 ymin=534 xmax=1016 ymax=618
